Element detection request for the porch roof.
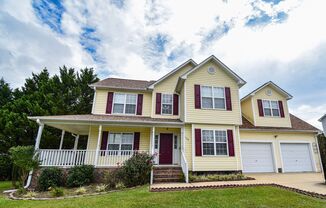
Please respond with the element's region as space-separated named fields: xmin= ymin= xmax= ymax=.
xmin=28 ymin=114 xmax=183 ymax=135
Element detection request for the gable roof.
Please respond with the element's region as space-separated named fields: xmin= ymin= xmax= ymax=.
xmin=180 ymin=55 xmax=246 ymax=88
xmin=90 ymin=78 xmax=155 ymax=91
xmin=241 ymin=114 xmax=320 ymax=132
xmin=319 ymin=114 xmax=326 ymax=122
xmin=147 ymin=59 xmax=197 ymax=89
xmin=241 ymin=81 xmax=293 ymax=102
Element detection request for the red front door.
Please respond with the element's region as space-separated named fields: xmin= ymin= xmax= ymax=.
xmin=159 ymin=133 xmax=173 ymax=164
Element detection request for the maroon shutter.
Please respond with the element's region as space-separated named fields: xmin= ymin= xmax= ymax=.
xmin=279 ymin=100 xmax=285 ymax=117
xmin=257 ymin=99 xmax=264 ymax=117
xmin=100 ymin=131 xmax=108 ymax=150
xmin=173 ymin=94 xmax=179 ymax=115
xmin=106 ymin=92 xmax=114 ymax=114
xmin=227 ymin=130 xmax=235 ymax=157
xmin=133 ymin=132 xmax=140 ymax=150
xmin=136 ymin=94 xmax=143 ymax=115
xmin=155 ymin=93 xmax=161 ymax=114
xmin=195 ymin=128 xmax=202 ymax=156
xmin=194 ymin=85 xmax=201 ymax=109
xmin=225 ymin=87 xmax=232 ymax=111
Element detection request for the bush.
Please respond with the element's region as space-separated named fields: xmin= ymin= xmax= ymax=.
xmin=0 ymin=154 xmax=12 ymax=181
xmin=37 ymin=167 xmax=63 ymax=191
xmin=189 ymin=173 xmax=249 ymax=182
xmin=16 ymin=187 xmax=27 ymax=196
xmin=95 ymin=184 xmax=107 ymax=192
xmin=50 ymin=187 xmax=64 ymax=197
xmin=104 ymin=169 xmax=122 ymax=189
xmin=23 ymin=191 xmax=37 ymax=198
xmin=74 ymin=187 xmax=87 ymax=195
xmin=119 ymin=152 xmax=154 ymax=187
xmin=66 ymin=165 xmax=94 ymax=187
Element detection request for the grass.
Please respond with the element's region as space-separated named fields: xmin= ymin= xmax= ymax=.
xmin=0 ymin=182 xmax=325 ymax=208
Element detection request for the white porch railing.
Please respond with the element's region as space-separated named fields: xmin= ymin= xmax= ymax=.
xmin=38 ymin=149 xmax=144 ymax=167
xmin=180 ymin=150 xmax=189 ymax=183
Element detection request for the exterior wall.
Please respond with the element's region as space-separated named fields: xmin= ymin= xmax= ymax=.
xmin=321 ymin=118 xmax=326 ymax=135
xmin=240 ymin=130 xmax=321 ymax=172
xmin=251 ymin=86 xmax=292 ymax=128
xmin=92 ymin=89 xmax=152 ymax=116
xmin=151 ymin=63 xmax=193 ymax=119
xmin=185 ymin=60 xmax=241 ymax=125
xmin=185 ymin=123 xmax=241 ymax=172
xmin=179 ymin=86 xmax=185 ymax=122
xmin=241 ymin=97 xmax=255 ymax=124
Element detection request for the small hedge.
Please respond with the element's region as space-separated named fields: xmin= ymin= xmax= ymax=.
xmin=66 ymin=165 xmax=94 ymax=187
xmin=189 ymin=173 xmax=252 ymax=182
xmin=38 ymin=167 xmax=63 ymax=191
xmin=0 ymin=154 xmax=12 ymax=181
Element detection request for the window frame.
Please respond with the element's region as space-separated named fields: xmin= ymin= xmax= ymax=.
xmin=262 ymin=99 xmax=280 ymax=117
xmin=201 ymin=129 xmax=228 ymax=156
xmin=161 ymin=93 xmax=173 ymax=115
xmin=106 ymin=132 xmax=134 ymax=153
xmin=112 ymin=93 xmax=138 ymax=115
xmin=200 ymin=85 xmax=226 ymax=110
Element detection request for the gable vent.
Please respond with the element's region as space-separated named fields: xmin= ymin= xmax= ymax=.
xmin=207 ymin=66 xmax=216 ymax=74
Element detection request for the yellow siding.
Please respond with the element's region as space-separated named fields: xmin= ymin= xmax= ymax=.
xmin=240 ymin=131 xmax=321 ymax=172
xmin=241 ymin=97 xmax=255 ymax=124
xmin=252 ymin=86 xmax=292 ymax=127
xmin=180 ymin=86 xmax=185 ymax=121
xmin=151 ymin=63 xmax=193 ymax=119
xmin=185 ymin=124 xmax=241 ymax=171
xmin=185 ymin=60 xmax=241 ymax=125
xmin=93 ymin=89 xmax=152 ymax=116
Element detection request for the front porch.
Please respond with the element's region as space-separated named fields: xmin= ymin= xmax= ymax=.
xmin=29 ymin=115 xmax=189 ymax=183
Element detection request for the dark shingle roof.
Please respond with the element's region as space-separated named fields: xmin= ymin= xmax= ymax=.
xmin=240 ymin=114 xmax=320 ymax=132
xmin=90 ymin=78 xmax=156 ymax=90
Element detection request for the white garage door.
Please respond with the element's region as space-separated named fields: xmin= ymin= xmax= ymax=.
xmin=281 ymin=143 xmax=313 ymax=172
xmin=241 ymin=142 xmax=275 ymax=173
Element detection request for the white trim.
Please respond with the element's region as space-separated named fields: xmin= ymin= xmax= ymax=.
xmin=233 ymin=126 xmax=239 ymax=170
xmin=200 ymin=85 xmax=226 ymax=110
xmin=191 ymin=124 xmax=195 ymax=171
xmin=86 ymin=126 xmax=91 ymax=150
xmin=94 ymin=125 xmax=103 ymax=167
xmin=241 ymin=81 xmax=293 ymax=102
xmin=201 ymin=129 xmax=228 ymax=156
xmin=181 ymin=55 xmax=246 ymax=87
xmin=251 ymin=96 xmax=256 ymax=126
xmin=34 ymin=120 xmax=44 ymax=151
xmin=73 ymin=135 xmax=79 ymax=150
xmin=184 ymin=81 xmax=187 ymax=122
xmin=148 ymin=59 xmax=197 ymax=89
xmin=59 ymin=130 xmax=65 ymax=150
xmin=279 ymin=141 xmax=317 ymax=173
xmin=161 ymin=93 xmax=173 ymax=115
xmin=314 ymin=134 xmax=323 ymax=173
xmin=111 ymin=92 xmax=138 ymax=115
xmin=158 ymin=133 xmax=174 ymax=165
xmin=236 ymin=126 xmax=243 ymax=171
xmin=262 ymin=99 xmax=281 ymax=117
xmin=91 ymin=87 xmax=97 ymax=114
xmin=240 ymin=140 xmax=277 ymax=173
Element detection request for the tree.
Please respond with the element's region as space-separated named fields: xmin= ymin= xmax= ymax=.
xmin=317 ymin=133 xmax=326 ymax=183
xmin=0 ymin=78 xmax=12 ymax=106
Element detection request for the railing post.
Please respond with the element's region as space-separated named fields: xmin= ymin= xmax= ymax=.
xmin=94 ymin=125 xmax=102 ymax=167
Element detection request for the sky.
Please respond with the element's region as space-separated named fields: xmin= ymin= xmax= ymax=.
xmin=0 ymin=0 xmax=325 ymax=128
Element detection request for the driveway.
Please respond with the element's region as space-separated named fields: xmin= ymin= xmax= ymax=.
xmin=247 ymin=173 xmax=326 ymax=195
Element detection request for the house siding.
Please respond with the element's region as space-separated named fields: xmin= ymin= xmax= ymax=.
xmin=241 ymin=97 xmax=255 ymax=124
xmin=185 ymin=60 xmax=241 ymax=125
xmin=251 ymin=86 xmax=292 ymax=128
xmin=239 ymin=131 xmax=321 ymax=172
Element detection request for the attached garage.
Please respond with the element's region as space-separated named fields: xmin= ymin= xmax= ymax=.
xmin=241 ymin=142 xmax=275 ymax=173
xmin=280 ymin=143 xmax=314 ymax=172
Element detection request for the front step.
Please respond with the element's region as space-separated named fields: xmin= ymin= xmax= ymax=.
xmin=153 ymin=167 xmax=184 ymax=183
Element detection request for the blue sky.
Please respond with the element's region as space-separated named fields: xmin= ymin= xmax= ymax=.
xmin=0 ymin=0 xmax=325 ymax=128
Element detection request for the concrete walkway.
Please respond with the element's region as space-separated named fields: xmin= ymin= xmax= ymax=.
xmin=151 ymin=173 xmax=326 ymax=195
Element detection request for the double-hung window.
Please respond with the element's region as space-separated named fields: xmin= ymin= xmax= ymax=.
xmin=112 ymin=93 xmax=137 ymax=114
xmin=107 ymin=133 xmax=133 ymax=155
xmin=202 ymin=130 xmax=228 ymax=156
xmin=162 ymin=94 xmax=173 ymax=115
xmin=262 ymin=100 xmax=280 ymax=117
xmin=201 ymin=86 xmax=225 ymax=109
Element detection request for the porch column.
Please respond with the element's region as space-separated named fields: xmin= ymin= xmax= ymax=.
xmin=150 ymin=126 xmax=155 ymax=155
xmin=181 ymin=126 xmax=185 ymax=152
xmin=34 ymin=119 xmax=44 ymax=151
xmin=73 ymin=135 xmax=79 ymax=150
xmin=59 ymin=130 xmax=65 ymax=150
xmin=94 ymin=125 xmax=102 ymax=166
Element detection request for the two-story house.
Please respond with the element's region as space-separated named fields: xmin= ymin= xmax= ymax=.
xmin=29 ymin=55 xmax=321 ymax=184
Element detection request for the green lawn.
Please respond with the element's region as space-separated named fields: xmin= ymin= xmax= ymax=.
xmin=0 ymin=182 xmax=325 ymax=208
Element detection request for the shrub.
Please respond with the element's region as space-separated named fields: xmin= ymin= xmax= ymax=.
xmin=95 ymin=184 xmax=107 ymax=192
xmin=0 ymin=154 xmax=12 ymax=181
xmin=50 ymin=187 xmax=64 ymax=197
xmin=103 ymin=169 xmax=122 ymax=189
xmin=37 ymin=167 xmax=63 ymax=191
xmin=115 ymin=182 xmax=125 ymax=190
xmin=9 ymin=146 xmax=39 ymax=187
xmin=119 ymin=152 xmax=154 ymax=187
xmin=74 ymin=187 xmax=87 ymax=195
xmin=23 ymin=191 xmax=37 ymax=198
xmin=16 ymin=187 xmax=27 ymax=196
xmin=66 ymin=165 xmax=94 ymax=187
xmin=189 ymin=173 xmax=248 ymax=182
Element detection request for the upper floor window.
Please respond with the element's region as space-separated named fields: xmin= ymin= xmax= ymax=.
xmin=112 ymin=93 xmax=137 ymax=114
xmin=202 ymin=130 xmax=228 ymax=156
xmin=201 ymin=86 xmax=225 ymax=109
xmin=107 ymin=133 xmax=133 ymax=151
xmin=162 ymin=94 xmax=173 ymax=115
xmin=263 ymin=100 xmax=280 ymax=117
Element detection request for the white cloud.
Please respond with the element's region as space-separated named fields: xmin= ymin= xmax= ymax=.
xmin=290 ymin=104 xmax=326 ymax=129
